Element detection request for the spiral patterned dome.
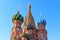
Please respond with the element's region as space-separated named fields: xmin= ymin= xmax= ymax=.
xmin=12 ymin=11 xmax=24 ymax=23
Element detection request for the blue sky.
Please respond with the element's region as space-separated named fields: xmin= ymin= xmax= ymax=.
xmin=0 ymin=0 xmax=60 ymax=40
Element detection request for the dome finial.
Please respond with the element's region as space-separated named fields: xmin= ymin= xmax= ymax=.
xmin=38 ymin=12 xmax=46 ymax=26
xmin=17 ymin=5 xmax=20 ymax=15
xmin=28 ymin=4 xmax=31 ymax=11
xmin=40 ymin=12 xmax=43 ymax=19
xmin=28 ymin=0 xmax=31 ymax=11
xmin=27 ymin=4 xmax=32 ymax=17
xmin=27 ymin=0 xmax=33 ymax=17
xmin=28 ymin=0 xmax=30 ymax=4
xmin=17 ymin=4 xmax=20 ymax=11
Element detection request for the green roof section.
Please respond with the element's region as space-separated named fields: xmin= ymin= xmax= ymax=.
xmin=12 ymin=11 xmax=24 ymax=23
xmin=20 ymin=33 xmax=28 ymax=38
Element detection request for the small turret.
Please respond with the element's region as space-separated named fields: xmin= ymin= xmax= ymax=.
xmin=37 ymin=13 xmax=47 ymax=40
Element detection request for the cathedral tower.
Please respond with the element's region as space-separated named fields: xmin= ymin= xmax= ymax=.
xmin=23 ymin=4 xmax=37 ymax=40
xmin=11 ymin=11 xmax=24 ymax=40
xmin=37 ymin=18 xmax=47 ymax=40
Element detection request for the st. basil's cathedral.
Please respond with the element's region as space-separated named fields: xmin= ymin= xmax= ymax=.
xmin=10 ymin=4 xmax=48 ymax=40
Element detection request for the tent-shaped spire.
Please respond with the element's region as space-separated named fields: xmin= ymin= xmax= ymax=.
xmin=27 ymin=4 xmax=32 ymax=17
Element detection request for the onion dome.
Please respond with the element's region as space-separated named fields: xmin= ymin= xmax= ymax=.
xmin=12 ymin=11 xmax=24 ymax=23
xmin=38 ymin=19 xmax=46 ymax=26
xmin=20 ymin=33 xmax=28 ymax=38
xmin=27 ymin=24 xmax=34 ymax=30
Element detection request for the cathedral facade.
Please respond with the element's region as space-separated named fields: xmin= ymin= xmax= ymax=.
xmin=10 ymin=4 xmax=48 ymax=40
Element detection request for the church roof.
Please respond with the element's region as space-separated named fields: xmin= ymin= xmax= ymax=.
xmin=12 ymin=11 xmax=24 ymax=23
xmin=38 ymin=19 xmax=46 ymax=26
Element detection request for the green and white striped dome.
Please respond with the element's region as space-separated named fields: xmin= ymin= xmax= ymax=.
xmin=12 ymin=11 xmax=24 ymax=23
